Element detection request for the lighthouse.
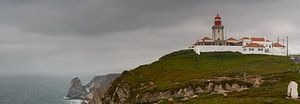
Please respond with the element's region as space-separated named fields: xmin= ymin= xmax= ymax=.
xmin=192 ymin=14 xmax=287 ymax=56
xmin=212 ymin=14 xmax=225 ymax=40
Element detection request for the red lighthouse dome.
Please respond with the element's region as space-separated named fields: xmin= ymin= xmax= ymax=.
xmin=214 ymin=14 xmax=222 ymax=25
xmin=215 ymin=14 xmax=221 ymax=19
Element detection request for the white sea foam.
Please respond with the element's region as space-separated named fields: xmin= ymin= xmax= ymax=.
xmin=65 ymin=99 xmax=82 ymax=104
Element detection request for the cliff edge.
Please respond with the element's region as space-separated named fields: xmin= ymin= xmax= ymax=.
xmin=92 ymin=50 xmax=300 ymax=103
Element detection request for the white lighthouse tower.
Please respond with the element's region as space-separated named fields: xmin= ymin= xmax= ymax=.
xmin=212 ymin=14 xmax=224 ymax=40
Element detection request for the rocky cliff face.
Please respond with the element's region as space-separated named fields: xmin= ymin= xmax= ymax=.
xmin=66 ymin=77 xmax=88 ymax=100
xmin=100 ymin=75 xmax=263 ymax=104
xmin=85 ymin=74 xmax=120 ymax=104
xmin=65 ymin=74 xmax=120 ymax=103
xmin=85 ymin=74 xmax=120 ymax=90
xmin=138 ymin=81 xmax=250 ymax=103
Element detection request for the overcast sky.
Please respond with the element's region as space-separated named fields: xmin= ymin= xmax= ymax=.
xmin=0 ymin=0 xmax=299 ymax=76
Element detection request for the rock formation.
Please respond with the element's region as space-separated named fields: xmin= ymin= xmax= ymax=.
xmin=65 ymin=74 xmax=120 ymax=102
xmin=85 ymin=74 xmax=120 ymax=104
xmin=66 ymin=77 xmax=88 ymax=100
xmin=85 ymin=74 xmax=120 ymax=90
xmin=99 ymin=76 xmax=262 ymax=104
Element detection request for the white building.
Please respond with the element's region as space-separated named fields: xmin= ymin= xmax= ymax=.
xmin=192 ymin=14 xmax=287 ymax=56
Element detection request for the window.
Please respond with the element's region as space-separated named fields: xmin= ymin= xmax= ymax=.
xmin=244 ymin=48 xmax=247 ymax=51
xmin=265 ymin=49 xmax=269 ymax=53
xmin=258 ymin=48 xmax=263 ymax=51
xmin=218 ymin=30 xmax=220 ymax=33
xmin=249 ymin=48 xmax=254 ymax=51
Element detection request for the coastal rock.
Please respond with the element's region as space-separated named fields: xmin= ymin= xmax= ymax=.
xmin=66 ymin=77 xmax=88 ymax=100
xmin=86 ymin=74 xmax=120 ymax=104
xmin=100 ymin=76 xmax=257 ymax=104
xmin=65 ymin=74 xmax=120 ymax=104
xmin=194 ymin=86 xmax=204 ymax=94
xmin=136 ymin=82 xmax=250 ymax=103
xmin=85 ymin=74 xmax=120 ymax=90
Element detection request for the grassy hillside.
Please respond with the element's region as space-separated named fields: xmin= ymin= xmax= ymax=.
xmin=107 ymin=49 xmax=300 ymax=103
xmin=185 ymin=72 xmax=300 ymax=104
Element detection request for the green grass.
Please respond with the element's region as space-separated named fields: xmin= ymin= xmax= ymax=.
xmin=186 ymin=97 xmax=299 ymax=104
xmin=105 ymin=49 xmax=299 ymax=103
xmin=186 ymin=72 xmax=300 ymax=104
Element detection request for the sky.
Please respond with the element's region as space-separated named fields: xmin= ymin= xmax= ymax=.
xmin=0 ymin=0 xmax=300 ymax=76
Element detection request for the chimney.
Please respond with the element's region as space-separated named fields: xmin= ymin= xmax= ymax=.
xmin=264 ymin=37 xmax=267 ymax=42
xmin=271 ymin=42 xmax=273 ymax=48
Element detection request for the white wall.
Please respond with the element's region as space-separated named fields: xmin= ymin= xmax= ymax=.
xmin=193 ymin=45 xmax=287 ymax=56
xmin=194 ymin=45 xmax=243 ymax=53
xmin=270 ymin=47 xmax=286 ymax=56
xmin=242 ymin=47 xmax=268 ymax=55
xmin=213 ymin=28 xmax=224 ymax=40
xmin=242 ymin=40 xmax=251 ymax=46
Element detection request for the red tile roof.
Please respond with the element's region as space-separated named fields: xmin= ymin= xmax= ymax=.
xmin=202 ymin=37 xmax=212 ymax=40
xmin=227 ymin=37 xmax=238 ymax=41
xmin=251 ymin=38 xmax=264 ymax=41
xmin=241 ymin=37 xmax=270 ymax=42
xmin=245 ymin=43 xmax=265 ymax=47
xmin=273 ymin=43 xmax=285 ymax=47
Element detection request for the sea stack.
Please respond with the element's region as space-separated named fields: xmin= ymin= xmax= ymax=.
xmin=66 ymin=77 xmax=88 ymax=100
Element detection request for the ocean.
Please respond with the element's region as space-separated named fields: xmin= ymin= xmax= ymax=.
xmin=0 ymin=74 xmax=91 ymax=104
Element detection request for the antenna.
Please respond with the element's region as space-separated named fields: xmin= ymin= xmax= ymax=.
xmin=286 ymin=36 xmax=289 ymax=57
xmin=224 ymin=26 xmax=226 ymax=40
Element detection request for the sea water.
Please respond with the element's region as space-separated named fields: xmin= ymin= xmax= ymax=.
xmin=0 ymin=74 xmax=91 ymax=104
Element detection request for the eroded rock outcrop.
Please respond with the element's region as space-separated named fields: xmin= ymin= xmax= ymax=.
xmin=137 ymin=81 xmax=251 ymax=103
xmin=86 ymin=74 xmax=120 ymax=104
xmin=65 ymin=74 xmax=120 ymax=102
xmin=85 ymin=74 xmax=120 ymax=90
xmin=66 ymin=77 xmax=88 ymax=100
xmin=100 ymin=76 xmax=263 ymax=104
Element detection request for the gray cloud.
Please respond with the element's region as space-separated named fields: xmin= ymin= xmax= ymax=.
xmin=0 ymin=0 xmax=205 ymax=35
xmin=0 ymin=0 xmax=299 ymax=76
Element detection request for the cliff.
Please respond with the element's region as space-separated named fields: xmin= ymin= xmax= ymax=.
xmin=85 ymin=74 xmax=120 ymax=90
xmin=93 ymin=50 xmax=300 ymax=103
xmin=85 ymin=74 xmax=120 ymax=104
xmin=66 ymin=77 xmax=88 ymax=100
xmin=65 ymin=74 xmax=119 ymax=102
